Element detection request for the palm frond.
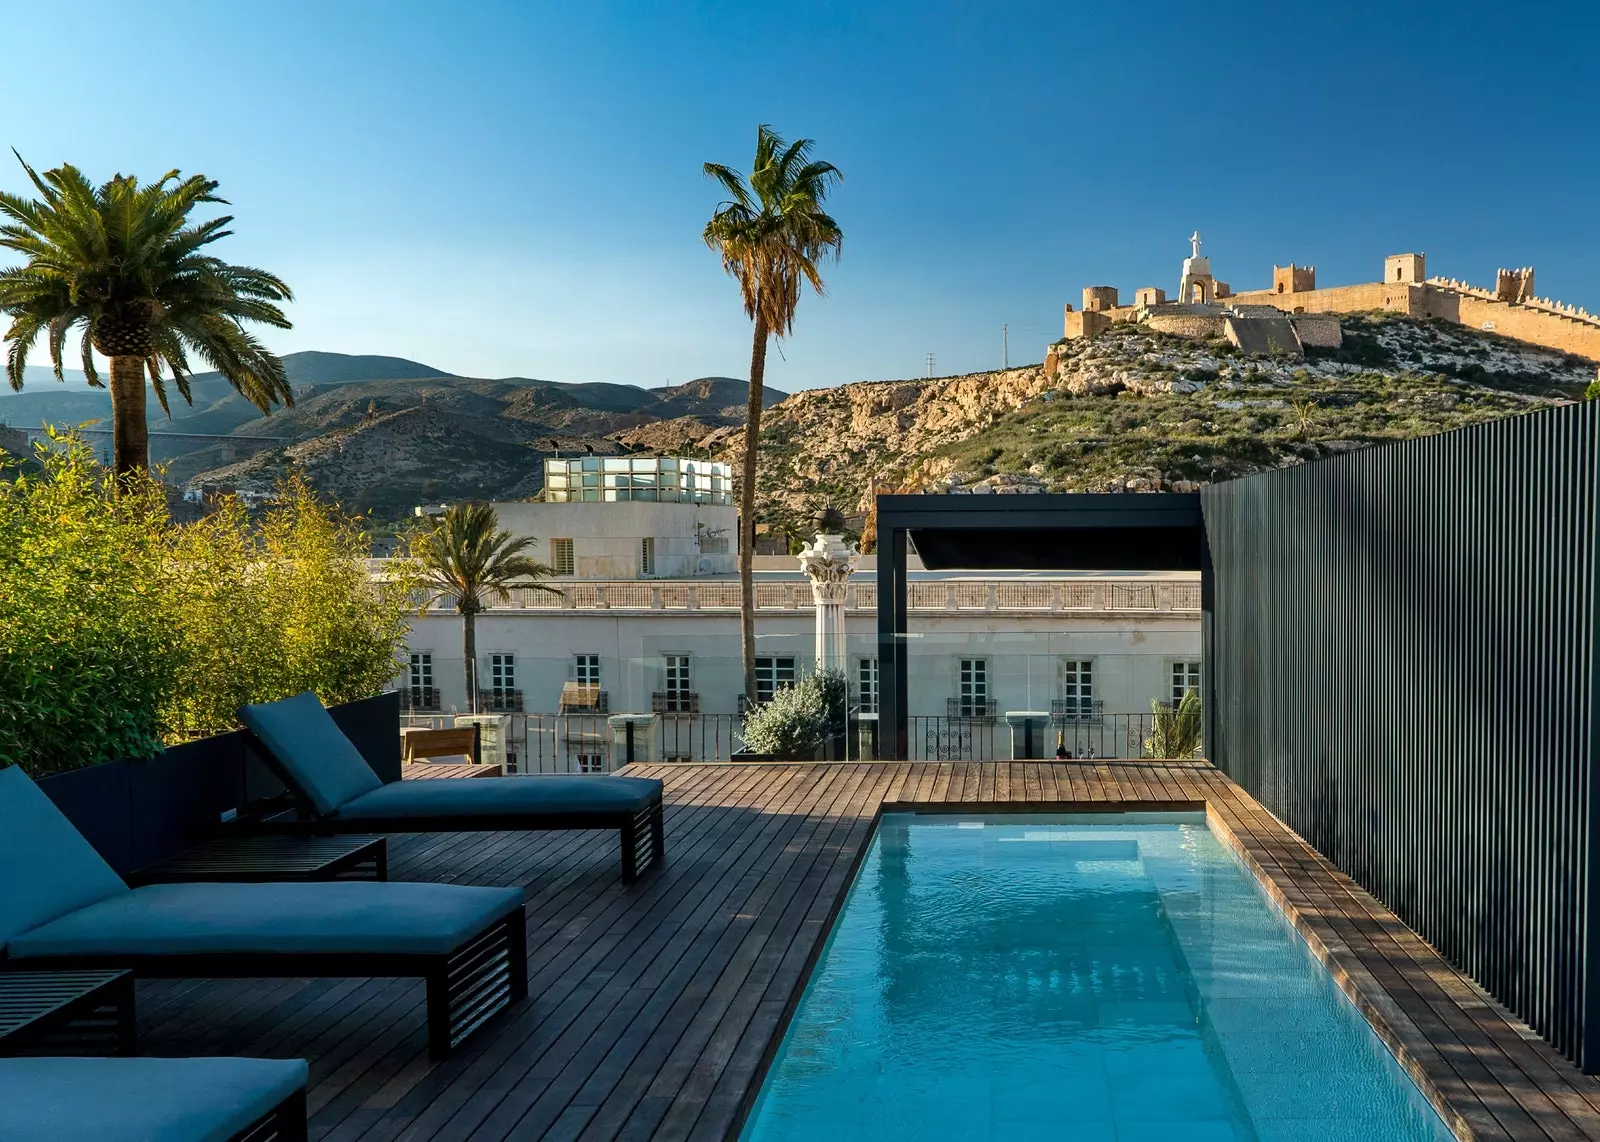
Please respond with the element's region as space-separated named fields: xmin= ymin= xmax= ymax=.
xmin=0 ymin=152 xmax=293 ymax=466
xmin=702 ymin=126 xmax=843 ymax=337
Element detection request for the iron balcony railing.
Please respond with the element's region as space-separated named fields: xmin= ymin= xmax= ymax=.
xmin=1050 ymin=698 xmax=1105 ymax=725
xmin=476 ymin=689 xmax=524 ymax=713
xmin=947 ymin=697 xmax=998 ymax=722
xmin=652 ymin=691 xmax=700 ymax=714
xmin=400 ymin=686 xmax=440 ymax=712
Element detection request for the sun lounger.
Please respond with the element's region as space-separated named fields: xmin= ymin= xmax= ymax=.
xmin=0 ymin=766 xmax=525 ymax=1059
xmin=240 ymin=692 xmax=666 ymax=882
xmin=1 ymin=1055 xmax=308 ymax=1142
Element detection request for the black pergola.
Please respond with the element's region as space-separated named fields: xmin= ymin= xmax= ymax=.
xmin=873 ymin=492 xmax=1210 ymax=760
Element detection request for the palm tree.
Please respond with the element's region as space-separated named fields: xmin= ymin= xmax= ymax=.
xmin=0 ymin=155 xmax=292 ymax=477
xmin=411 ymin=503 xmax=560 ymax=712
xmin=1144 ymin=688 xmax=1203 ymax=759
xmin=703 ymin=125 xmax=843 ymax=704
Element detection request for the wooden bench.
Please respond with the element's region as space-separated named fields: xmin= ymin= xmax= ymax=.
xmin=402 ymin=724 xmax=481 ymax=766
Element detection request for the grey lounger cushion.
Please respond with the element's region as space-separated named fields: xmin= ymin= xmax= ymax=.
xmin=0 ymin=766 xmax=129 ymax=949
xmin=7 ymin=880 xmax=524 ymax=959
xmin=238 ymin=690 xmax=383 ymax=814
xmin=337 ymin=773 xmax=664 ymax=820
xmin=0 ymin=1055 xmax=307 ymax=1142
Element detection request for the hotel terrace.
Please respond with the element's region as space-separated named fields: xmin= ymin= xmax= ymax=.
xmin=10 ymin=405 xmax=1600 ymax=1142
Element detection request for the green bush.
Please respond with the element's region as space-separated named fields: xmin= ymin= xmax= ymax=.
xmin=741 ymin=669 xmax=847 ymax=759
xmin=0 ymin=441 xmax=418 ymax=773
xmin=0 ymin=439 xmax=180 ymax=774
xmin=162 ymin=477 xmax=417 ymax=739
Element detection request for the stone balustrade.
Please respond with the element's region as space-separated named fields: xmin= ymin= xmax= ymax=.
xmin=419 ymin=578 xmax=1201 ymax=615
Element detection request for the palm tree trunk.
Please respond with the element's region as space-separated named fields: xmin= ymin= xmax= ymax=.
xmin=740 ymin=312 xmax=769 ymax=708
xmin=462 ymin=608 xmax=478 ymax=714
xmin=108 ymin=355 xmax=150 ymax=478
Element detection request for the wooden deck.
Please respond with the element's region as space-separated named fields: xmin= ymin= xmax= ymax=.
xmin=133 ymin=761 xmax=1600 ymax=1141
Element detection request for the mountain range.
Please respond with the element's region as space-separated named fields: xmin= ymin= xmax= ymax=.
xmin=0 ymin=352 xmax=784 ymax=519
xmin=4 ymin=317 xmax=1592 ymax=534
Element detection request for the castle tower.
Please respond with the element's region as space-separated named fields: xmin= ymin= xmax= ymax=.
xmin=1385 ymin=253 xmax=1426 ymax=284
xmin=1178 ymin=231 xmax=1215 ymax=305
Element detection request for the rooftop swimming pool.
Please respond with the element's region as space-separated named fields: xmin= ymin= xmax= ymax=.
xmin=741 ymin=813 xmax=1455 ymax=1142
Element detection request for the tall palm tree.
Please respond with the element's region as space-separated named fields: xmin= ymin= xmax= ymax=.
xmin=411 ymin=503 xmax=559 ymax=712
xmin=0 ymin=155 xmax=293 ymax=477
xmin=703 ymin=125 xmax=843 ymax=704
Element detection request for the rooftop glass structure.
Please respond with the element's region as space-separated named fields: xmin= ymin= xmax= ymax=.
xmin=542 ymin=456 xmax=732 ymax=504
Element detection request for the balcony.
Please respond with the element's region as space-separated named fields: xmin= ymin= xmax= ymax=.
xmin=1050 ymin=697 xmax=1105 ymax=725
xmin=557 ymin=683 xmax=610 ymax=715
xmin=947 ymin=696 xmax=998 ymax=722
xmin=476 ymin=688 xmax=523 ymax=713
xmin=399 ymin=685 xmax=440 ymax=712
xmin=652 ymin=691 xmax=700 ymax=714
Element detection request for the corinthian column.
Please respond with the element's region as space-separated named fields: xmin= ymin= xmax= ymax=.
xmin=798 ymin=530 xmax=858 ymax=675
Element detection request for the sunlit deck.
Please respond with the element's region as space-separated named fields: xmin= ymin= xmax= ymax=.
xmin=135 ymin=761 xmax=1600 ymax=1141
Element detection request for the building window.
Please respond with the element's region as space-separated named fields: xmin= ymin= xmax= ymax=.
xmin=551 ymin=538 xmax=575 ymax=576
xmin=409 ymin=652 xmax=433 ymax=692
xmin=1171 ymin=661 xmax=1201 ymax=706
xmin=574 ymin=653 xmax=600 ymax=686
xmin=573 ymin=753 xmax=606 ymax=774
xmin=665 ymin=655 xmax=691 ymax=702
xmin=641 ymin=537 xmax=655 ymax=576
xmin=1058 ymin=659 xmax=1093 ymax=719
xmin=958 ymin=658 xmax=988 ymax=718
xmin=754 ymin=656 xmax=797 ymax=704
xmin=489 ymin=653 xmax=515 ymax=694
xmin=858 ymin=657 xmax=879 ymax=714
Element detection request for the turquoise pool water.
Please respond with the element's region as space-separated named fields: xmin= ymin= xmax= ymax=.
xmin=742 ymin=813 xmax=1455 ymax=1142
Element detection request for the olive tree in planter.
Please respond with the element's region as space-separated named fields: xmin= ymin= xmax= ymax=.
xmin=741 ymin=669 xmax=848 ymax=760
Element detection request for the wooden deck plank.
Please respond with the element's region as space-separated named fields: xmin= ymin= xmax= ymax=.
xmin=127 ymin=760 xmax=1600 ymax=1142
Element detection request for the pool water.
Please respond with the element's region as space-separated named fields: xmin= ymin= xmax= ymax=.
xmin=741 ymin=813 xmax=1454 ymax=1142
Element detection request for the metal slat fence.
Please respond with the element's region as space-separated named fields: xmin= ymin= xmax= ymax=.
xmin=1204 ymin=397 xmax=1600 ymax=1071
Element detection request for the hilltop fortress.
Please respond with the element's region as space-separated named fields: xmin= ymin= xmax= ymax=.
xmin=1059 ymin=233 xmax=1600 ymax=362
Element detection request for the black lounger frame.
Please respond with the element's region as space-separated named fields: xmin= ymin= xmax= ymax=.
xmin=232 ymin=1086 xmax=309 ymax=1142
xmin=2 ymin=909 xmax=525 ymax=1061
xmin=246 ymin=731 xmax=667 ymax=883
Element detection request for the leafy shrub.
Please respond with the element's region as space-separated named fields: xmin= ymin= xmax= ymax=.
xmin=162 ymin=477 xmax=418 ymax=739
xmin=0 ymin=441 xmax=417 ymax=773
xmin=741 ymin=669 xmax=847 ymax=759
xmin=0 ymin=439 xmax=181 ymax=774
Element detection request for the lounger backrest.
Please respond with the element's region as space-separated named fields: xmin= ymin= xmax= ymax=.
xmin=238 ymin=691 xmax=384 ymax=816
xmin=0 ymin=766 xmax=128 ymax=946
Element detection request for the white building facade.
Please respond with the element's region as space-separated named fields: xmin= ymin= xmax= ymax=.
xmin=400 ymin=461 xmax=1201 ymax=768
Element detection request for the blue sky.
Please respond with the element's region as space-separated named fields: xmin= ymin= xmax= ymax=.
xmin=2 ymin=0 xmax=1596 ymax=392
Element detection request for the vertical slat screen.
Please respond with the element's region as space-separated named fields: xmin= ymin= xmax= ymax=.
xmin=1203 ymin=399 xmax=1600 ymax=1069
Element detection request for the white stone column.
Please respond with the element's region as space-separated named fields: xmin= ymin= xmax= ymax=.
xmin=798 ymin=532 xmax=858 ymax=675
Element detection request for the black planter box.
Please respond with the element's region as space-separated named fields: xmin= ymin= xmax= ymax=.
xmin=34 ymin=691 xmax=401 ymax=876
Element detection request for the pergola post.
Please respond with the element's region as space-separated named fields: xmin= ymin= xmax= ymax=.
xmin=877 ymin=526 xmax=909 ymax=760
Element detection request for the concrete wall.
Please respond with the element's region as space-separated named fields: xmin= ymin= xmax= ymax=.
xmin=489 ymin=500 xmax=738 ymax=579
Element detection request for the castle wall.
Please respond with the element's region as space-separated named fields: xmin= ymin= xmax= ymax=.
xmin=1291 ymin=314 xmax=1343 ymax=348
xmin=1222 ymin=281 xmax=1414 ymax=315
xmin=1425 ymin=291 xmax=1600 ymax=362
xmin=1146 ymin=314 xmax=1227 ymax=339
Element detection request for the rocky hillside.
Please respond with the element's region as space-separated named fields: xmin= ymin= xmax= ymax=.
xmin=707 ymin=314 xmax=1593 ymax=526
xmin=2 ymin=352 xmax=785 ymax=518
